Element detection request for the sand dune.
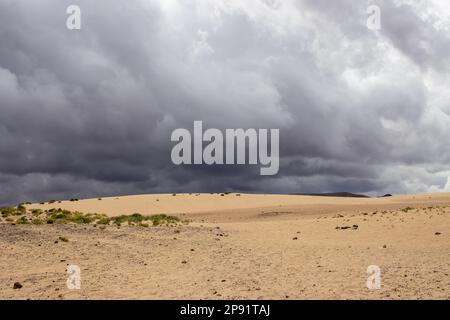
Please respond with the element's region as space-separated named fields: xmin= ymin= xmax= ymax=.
xmin=1 ymin=192 xmax=449 ymax=299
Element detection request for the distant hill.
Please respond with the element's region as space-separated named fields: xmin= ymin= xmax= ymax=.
xmin=292 ymin=192 xmax=371 ymax=198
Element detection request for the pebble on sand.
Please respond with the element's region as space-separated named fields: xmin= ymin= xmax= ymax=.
xmin=13 ymin=282 xmax=23 ymax=289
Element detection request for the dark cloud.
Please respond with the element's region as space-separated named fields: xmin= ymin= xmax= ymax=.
xmin=1 ymin=0 xmax=450 ymax=206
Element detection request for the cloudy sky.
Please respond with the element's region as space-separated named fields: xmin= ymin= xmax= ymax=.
xmin=1 ymin=0 xmax=450 ymax=205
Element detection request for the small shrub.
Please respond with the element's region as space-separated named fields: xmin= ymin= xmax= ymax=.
xmin=150 ymin=214 xmax=179 ymax=226
xmin=31 ymin=218 xmax=44 ymax=225
xmin=0 ymin=206 xmax=26 ymax=217
xmin=97 ymin=217 xmax=111 ymax=225
xmin=31 ymin=209 xmax=43 ymax=216
xmin=16 ymin=216 xmax=29 ymax=224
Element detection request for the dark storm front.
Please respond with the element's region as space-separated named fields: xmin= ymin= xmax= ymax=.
xmin=180 ymin=303 xmax=270 ymax=317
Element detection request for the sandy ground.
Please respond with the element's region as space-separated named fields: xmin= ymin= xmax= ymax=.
xmin=1 ymin=192 xmax=449 ymax=299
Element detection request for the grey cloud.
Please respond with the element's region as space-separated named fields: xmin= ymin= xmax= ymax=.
xmin=1 ymin=0 xmax=450 ymax=206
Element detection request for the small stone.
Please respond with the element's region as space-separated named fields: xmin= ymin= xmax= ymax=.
xmin=13 ymin=282 xmax=23 ymax=289
xmin=181 ymin=260 xmax=187 ymax=264
xmin=292 ymin=237 xmax=298 ymax=240
xmin=435 ymin=232 xmax=441 ymax=235
xmin=383 ymin=245 xmax=387 ymax=248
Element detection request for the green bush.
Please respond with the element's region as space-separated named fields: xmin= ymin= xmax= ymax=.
xmin=31 ymin=218 xmax=44 ymax=225
xmin=16 ymin=216 xmax=29 ymax=224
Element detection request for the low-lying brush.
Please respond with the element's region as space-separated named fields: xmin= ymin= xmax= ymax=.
xmin=1 ymin=205 xmax=26 ymax=217
xmin=109 ymin=213 xmax=180 ymax=226
xmin=0 ymin=205 xmax=182 ymax=228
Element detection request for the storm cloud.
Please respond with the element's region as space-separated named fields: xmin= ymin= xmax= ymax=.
xmin=1 ymin=0 xmax=450 ymax=205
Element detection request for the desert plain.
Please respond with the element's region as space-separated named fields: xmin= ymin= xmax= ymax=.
xmin=0 ymin=192 xmax=449 ymax=299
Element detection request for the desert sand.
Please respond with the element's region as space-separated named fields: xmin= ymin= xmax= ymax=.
xmin=1 ymin=192 xmax=449 ymax=299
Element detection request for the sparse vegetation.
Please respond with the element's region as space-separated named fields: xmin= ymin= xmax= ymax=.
xmin=31 ymin=218 xmax=44 ymax=225
xmin=16 ymin=216 xmax=29 ymax=224
xmin=1 ymin=206 xmax=26 ymax=217
xmin=31 ymin=209 xmax=43 ymax=216
xmin=0 ymin=205 xmax=182 ymax=228
xmin=110 ymin=213 xmax=179 ymax=226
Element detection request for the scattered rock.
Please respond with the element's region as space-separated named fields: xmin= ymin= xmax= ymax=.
xmin=352 ymin=224 xmax=359 ymax=230
xmin=13 ymin=282 xmax=23 ymax=289
xmin=181 ymin=260 xmax=187 ymax=264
